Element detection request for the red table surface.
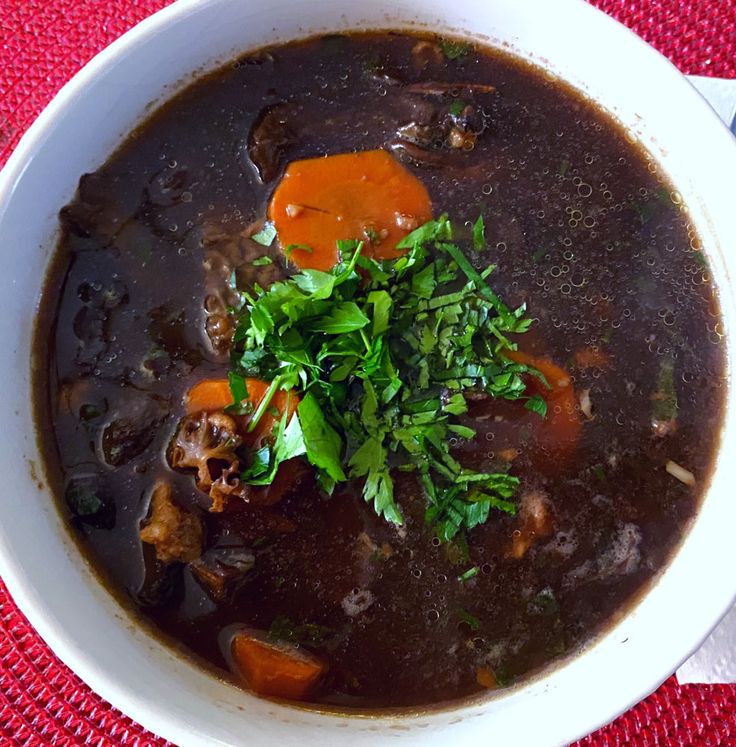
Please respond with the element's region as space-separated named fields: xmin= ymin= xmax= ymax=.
xmin=1 ymin=1 xmax=735 ymax=744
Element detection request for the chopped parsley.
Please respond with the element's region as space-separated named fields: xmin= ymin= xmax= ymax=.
xmin=439 ymin=38 xmax=472 ymax=60
xmin=267 ymin=615 xmax=334 ymax=646
xmin=251 ymin=255 xmax=273 ymax=266
xmin=449 ymin=99 xmax=465 ymax=117
xmin=229 ymin=215 xmax=544 ymax=540
xmin=251 ymin=221 xmax=277 ymax=246
xmin=472 ymin=215 xmax=486 ymax=251
xmin=456 ymin=609 xmax=481 ymax=630
xmin=457 ymin=566 xmax=480 ymax=582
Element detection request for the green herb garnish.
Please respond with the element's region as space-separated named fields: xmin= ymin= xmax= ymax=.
xmin=251 ymin=255 xmax=273 ymax=266
xmin=457 ymin=566 xmax=480 ymax=582
xmin=652 ymin=355 xmax=678 ymax=424
xmin=457 ymin=609 xmax=481 ymax=630
xmin=449 ymin=99 xmax=465 ymax=117
xmin=251 ymin=222 xmax=277 ymax=246
xmin=472 ymin=215 xmax=486 ymax=251
xmin=267 ymin=615 xmax=335 ymax=646
xmin=439 ymin=38 xmax=472 ymax=60
xmin=229 ymin=215 xmax=542 ymax=540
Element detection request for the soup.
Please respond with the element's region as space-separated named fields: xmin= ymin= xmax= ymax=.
xmin=35 ymin=32 xmax=725 ymax=708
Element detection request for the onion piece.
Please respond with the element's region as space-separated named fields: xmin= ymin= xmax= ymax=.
xmin=580 ymin=388 xmax=594 ymax=420
xmin=665 ymin=459 xmax=696 ymax=486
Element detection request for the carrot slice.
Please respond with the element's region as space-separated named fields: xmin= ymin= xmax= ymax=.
xmin=268 ymin=149 xmax=433 ymax=270
xmin=506 ymin=350 xmax=581 ymax=456
xmin=476 ymin=666 xmax=498 ymax=689
xmin=185 ymin=379 xmax=233 ymax=413
xmin=185 ymin=378 xmax=299 ymax=445
xmin=231 ymin=631 xmax=326 ymax=700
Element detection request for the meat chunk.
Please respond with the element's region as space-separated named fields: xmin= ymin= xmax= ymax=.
xmin=388 ymin=80 xmax=495 ymax=167
xmin=139 ymin=481 xmax=203 ymax=564
xmin=190 ymin=545 xmax=255 ymax=601
xmin=72 ymin=279 xmax=129 ymax=370
xmin=507 ymin=490 xmax=553 ymax=559
xmin=199 ymin=221 xmax=285 ymax=358
xmin=100 ymin=395 xmax=168 ymax=467
xmin=247 ymin=103 xmax=297 ymax=183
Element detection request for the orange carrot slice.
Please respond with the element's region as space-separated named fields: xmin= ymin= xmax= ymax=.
xmin=476 ymin=666 xmax=498 ymax=689
xmin=506 ymin=350 xmax=581 ymax=456
xmin=268 ymin=149 xmax=433 ymax=270
xmin=185 ymin=378 xmax=299 ymax=446
xmin=231 ymin=631 xmax=326 ymax=700
xmin=185 ymin=379 xmax=233 ymax=413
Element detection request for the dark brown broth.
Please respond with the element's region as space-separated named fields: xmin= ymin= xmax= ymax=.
xmin=35 ymin=32 xmax=725 ymax=708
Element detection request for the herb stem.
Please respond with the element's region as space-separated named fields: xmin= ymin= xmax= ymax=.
xmin=247 ymin=376 xmax=282 ymax=433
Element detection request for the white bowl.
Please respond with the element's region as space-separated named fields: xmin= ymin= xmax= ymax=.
xmin=1 ymin=1 xmax=735 ymax=745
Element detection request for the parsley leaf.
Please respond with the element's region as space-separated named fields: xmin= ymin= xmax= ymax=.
xmin=457 ymin=609 xmax=481 ymax=629
xmin=251 ymin=255 xmax=273 ymax=266
xmin=228 ymin=215 xmax=542 ymax=540
xmin=440 ymin=38 xmax=472 ymax=60
xmin=472 ymin=215 xmax=486 ymax=250
xmin=251 ymin=222 xmax=277 ymax=246
xmin=457 ymin=566 xmax=480 ymax=582
xmin=298 ymin=392 xmax=347 ymax=486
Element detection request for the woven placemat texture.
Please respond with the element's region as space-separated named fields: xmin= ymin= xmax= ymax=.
xmin=1 ymin=1 xmax=735 ymax=744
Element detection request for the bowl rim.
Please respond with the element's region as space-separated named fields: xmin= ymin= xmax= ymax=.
xmin=1 ymin=0 xmax=736 ymax=745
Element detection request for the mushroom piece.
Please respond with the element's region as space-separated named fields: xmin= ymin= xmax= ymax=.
xmin=139 ymin=480 xmax=203 ymax=564
xmin=100 ymin=395 xmax=168 ymax=467
xmin=169 ymin=411 xmax=243 ymax=511
xmin=169 ymin=410 xmax=303 ymax=511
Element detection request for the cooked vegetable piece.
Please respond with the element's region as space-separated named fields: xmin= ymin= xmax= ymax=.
xmin=185 ymin=377 xmax=299 ymax=446
xmin=231 ymin=630 xmax=327 ymax=700
xmin=506 ymin=350 xmax=581 ymax=457
xmin=476 ymin=666 xmax=498 ymax=689
xmin=268 ymin=149 xmax=432 ymax=270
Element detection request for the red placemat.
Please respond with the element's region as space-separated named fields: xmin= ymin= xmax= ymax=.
xmin=1 ymin=1 xmax=735 ymax=744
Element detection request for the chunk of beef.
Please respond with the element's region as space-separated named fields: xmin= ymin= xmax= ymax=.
xmin=190 ymin=544 xmax=255 ymax=601
xmin=247 ymin=103 xmax=297 ymax=183
xmin=597 ymin=522 xmax=643 ymax=579
xmin=139 ymin=480 xmax=203 ymax=564
xmin=388 ymin=80 xmax=495 ymax=167
xmin=60 ymin=172 xmax=139 ymax=244
xmin=72 ymin=279 xmax=129 ymax=370
xmin=100 ymin=395 xmax=168 ymax=467
xmin=199 ymin=221 xmax=285 ymax=358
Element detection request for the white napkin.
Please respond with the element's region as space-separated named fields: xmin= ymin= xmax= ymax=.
xmin=677 ymin=604 xmax=736 ymax=684
xmin=675 ymin=75 xmax=736 ymax=685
